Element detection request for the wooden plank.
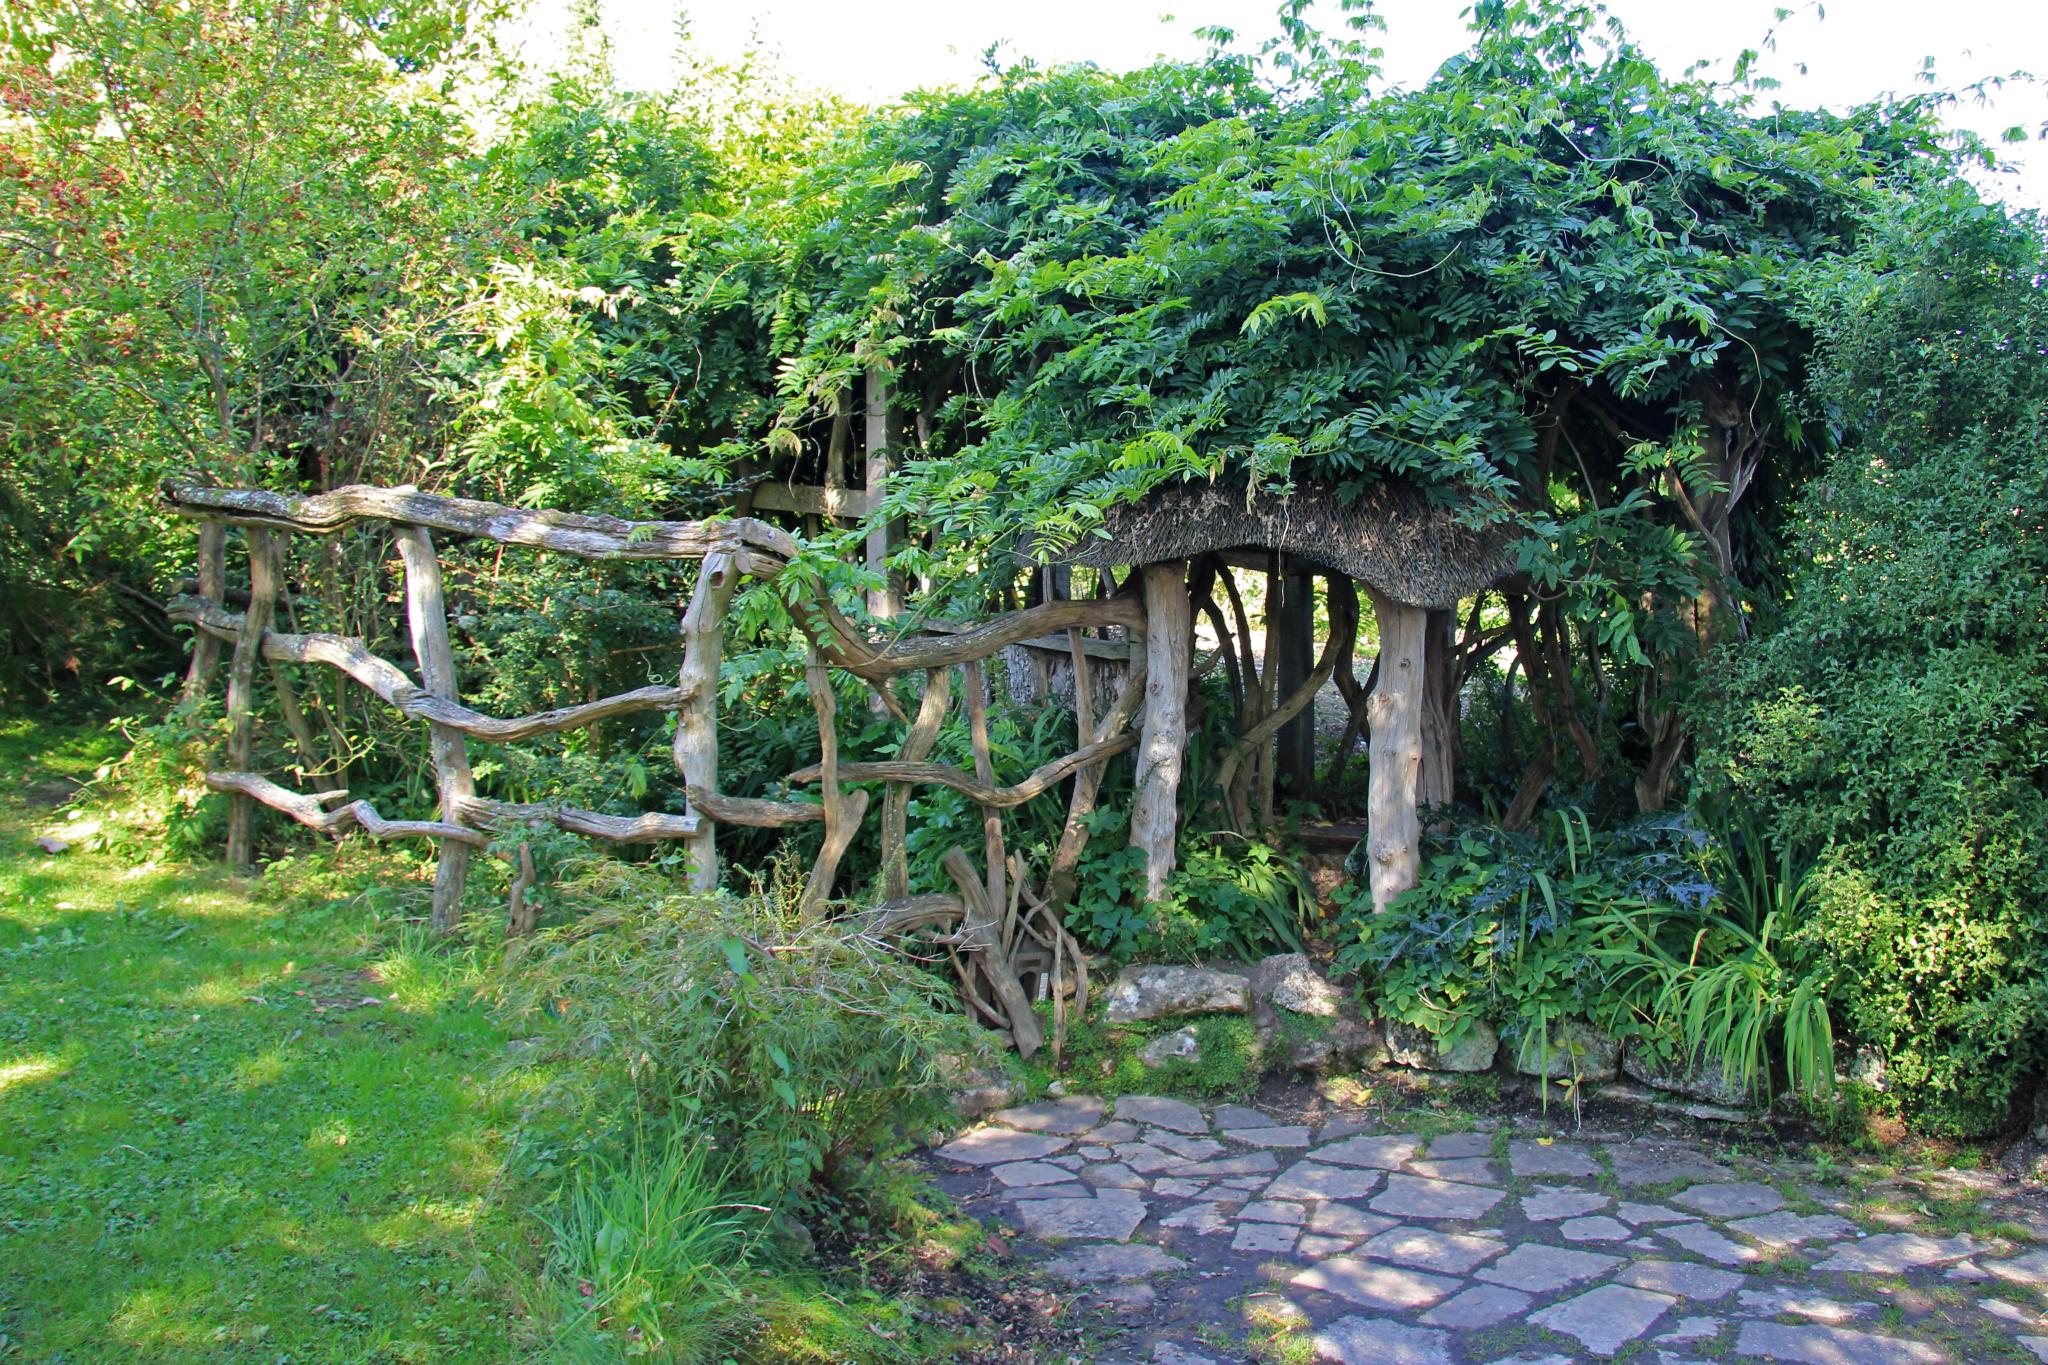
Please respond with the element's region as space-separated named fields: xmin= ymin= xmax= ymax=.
xmin=224 ymin=527 xmax=279 ymax=870
xmin=674 ymin=550 xmax=738 ymax=890
xmin=747 ymin=483 xmax=879 ymax=520
xmin=395 ymin=526 xmax=475 ymax=933
xmin=162 ymin=479 xmax=796 ymax=568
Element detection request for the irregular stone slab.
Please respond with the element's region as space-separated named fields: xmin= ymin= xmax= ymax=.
xmin=1656 ymin=1314 xmax=1722 ymax=1343
xmin=1624 ymin=1047 xmax=1749 ymax=1107
xmin=1241 ymin=1199 xmax=1308 ymax=1225
xmin=1072 ymin=1148 xmax=1109 ymax=1163
xmin=1269 ymin=1162 xmax=1386 ymax=1202
xmin=1153 ymin=1177 xmax=1205 ymax=1198
xmin=1116 ymin=1141 xmax=1181 ymax=1174
xmin=1004 ymin=1182 xmax=1093 ymax=1199
xmin=1737 ymin=1288 xmax=1876 ymax=1323
xmin=1213 ymin=1103 xmax=1276 ymax=1129
xmin=1728 ymin=1211 xmax=1857 ymax=1246
xmin=1507 ymin=1139 xmax=1600 ymax=1179
xmin=1310 ymin=1201 xmax=1400 ymax=1238
xmin=1082 ymin=1162 xmax=1147 ymax=1189
xmin=1530 ymin=1283 xmax=1675 ymax=1356
xmin=1092 ymin=1121 xmax=1140 ymax=1144
xmin=1814 ymin=1233 xmax=1988 ymax=1274
xmin=1170 ymin=1151 xmax=1279 ymax=1178
xmin=1616 ymin=1259 xmax=1743 ymax=1301
xmin=1254 ymin=952 xmax=1345 ymax=1016
xmin=1138 ymin=1026 xmax=1202 ymax=1069
xmin=1115 ymin=1094 xmax=1209 ymax=1133
xmin=1607 ymin=1142 xmax=1731 ymax=1187
xmin=992 ymin=1095 xmax=1107 ymax=1134
xmin=1092 ymin=1280 xmax=1155 ymax=1313
xmin=1979 ymin=1297 xmax=2033 ymax=1324
xmin=1524 ymin=1187 xmax=1613 ymax=1221
xmin=1558 ymin=1215 xmax=1632 ymax=1243
xmin=1514 ymin=1020 xmax=1622 ymax=1082
xmin=1657 ymin=1221 xmax=1763 ymax=1265
xmin=1226 ymin=1125 xmax=1312 ymax=1148
xmin=1408 ymin=1157 xmax=1503 ymax=1185
xmin=1310 ymin=1317 xmax=1456 ymax=1365
xmin=937 ymin=1128 xmax=1072 ymax=1165
xmin=1149 ymin=1130 xmax=1225 ymax=1161
xmin=1298 ymin=1233 xmax=1358 ymax=1259
xmin=1360 ymin=1225 xmax=1508 ymax=1274
xmin=1425 ymin=1131 xmax=1496 ymax=1159
xmin=1420 ymin=1283 xmax=1531 ymax=1328
xmin=1103 ymin=965 xmax=1249 ymax=1023
xmin=1615 ymin=1200 xmax=1697 ymax=1226
xmin=1153 ymin=1344 xmax=1224 ymax=1365
xmin=1385 ymin=1019 xmax=1498 ymax=1072
xmin=1234 ymin=1221 xmax=1300 ymax=1254
xmin=1670 ymin=1181 xmax=1785 ymax=1218
xmin=991 ymin=1160 xmax=1081 ymax=1187
xmin=1318 ymin=1133 xmax=1421 ymax=1170
xmin=1476 ymin=1243 xmax=1623 ymax=1293
xmin=1220 ymin=1174 xmax=1270 ymax=1190
xmin=1011 ymin=1193 xmax=1148 ymax=1241
xmin=1317 ymin=1113 xmax=1378 ymax=1142
xmin=1734 ymin=1321 xmax=1945 ymax=1365
xmin=1158 ymin=1204 xmax=1231 ymax=1235
xmin=1291 ymin=1257 xmax=1461 ymax=1312
xmin=1371 ymin=1173 xmax=1507 ymax=1221
xmin=1042 ymin=1243 xmax=1185 ymax=1283
xmin=2022 ymin=1338 xmax=2048 ymax=1365
xmin=1984 ymin=1248 xmax=2048 ymax=1286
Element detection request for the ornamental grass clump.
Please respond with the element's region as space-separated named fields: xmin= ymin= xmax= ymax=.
xmin=505 ymin=861 xmax=984 ymax=1211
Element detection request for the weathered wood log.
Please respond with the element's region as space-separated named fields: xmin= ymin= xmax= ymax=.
xmin=797 ymin=652 xmax=865 ymax=920
xmin=802 ymin=596 xmax=1146 ymax=678
xmin=1042 ymin=654 xmax=1149 ymax=911
xmin=962 ymin=659 xmax=1006 ymax=914
xmin=1131 ymin=560 xmax=1192 ymax=901
xmin=395 ymin=526 xmax=475 ymax=933
xmin=170 ymin=596 xmax=691 ymax=742
xmin=684 ymin=786 xmax=825 ymax=827
xmin=182 ymin=519 xmax=227 ymax=704
xmin=1364 ymin=585 xmax=1427 ymax=912
xmin=1212 ymin=579 xmax=1358 ymax=815
xmin=162 ymin=478 xmax=797 ymax=567
xmin=506 ymin=842 xmax=539 ymax=936
xmin=206 ymin=771 xmax=488 ymax=845
xmin=1273 ymin=563 xmax=1317 ymax=796
xmin=675 ymin=550 xmax=739 ymax=890
xmin=786 ymin=730 xmax=1139 ymax=808
xmin=881 ymin=668 xmax=952 ymax=898
xmin=224 ymin=528 xmax=279 ymax=871
xmin=941 ymin=847 xmax=1044 ymax=1060
xmin=864 ymin=892 xmax=966 ymax=936
xmin=451 ymin=794 xmax=701 ymax=843
xmin=864 ymin=368 xmax=903 ymax=619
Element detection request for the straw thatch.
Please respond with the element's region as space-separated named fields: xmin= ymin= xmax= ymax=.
xmin=1046 ymin=478 xmax=1515 ymax=609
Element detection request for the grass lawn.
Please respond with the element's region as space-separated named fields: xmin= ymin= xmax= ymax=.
xmin=0 ymin=718 xmax=541 ymax=1363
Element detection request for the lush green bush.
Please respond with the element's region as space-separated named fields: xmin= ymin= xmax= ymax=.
xmin=1700 ymin=194 xmax=2048 ymax=1136
xmin=504 ymin=863 xmax=985 ymax=1210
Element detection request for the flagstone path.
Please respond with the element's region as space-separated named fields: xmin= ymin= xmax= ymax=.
xmin=925 ymin=1093 xmax=2048 ymax=1363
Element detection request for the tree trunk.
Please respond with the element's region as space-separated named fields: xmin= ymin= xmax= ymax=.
xmin=223 ymin=527 xmax=278 ymax=870
xmin=1364 ymin=587 xmax=1426 ymax=912
xmin=1417 ymin=606 xmax=1459 ymax=809
xmin=1131 ymin=560 xmax=1191 ymax=901
xmin=184 ymin=518 xmax=227 ymax=705
xmin=1273 ymin=565 xmax=1316 ymax=797
xmin=675 ymin=550 xmax=738 ymax=891
xmin=395 ymin=525 xmax=475 ymax=934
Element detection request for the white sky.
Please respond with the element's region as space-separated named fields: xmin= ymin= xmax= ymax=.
xmin=516 ymin=0 xmax=2047 ymax=209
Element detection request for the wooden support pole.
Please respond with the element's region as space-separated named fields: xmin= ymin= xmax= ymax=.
xmin=1364 ymin=586 xmax=1427 ymax=912
xmin=962 ymin=659 xmax=1005 ymax=915
xmin=798 ymin=651 xmax=869 ymax=920
xmin=183 ymin=518 xmax=227 ymax=705
xmin=395 ymin=525 xmax=475 ymax=934
xmin=675 ymin=550 xmax=738 ymax=891
xmin=1273 ymin=563 xmax=1317 ymax=797
xmin=1131 ymin=559 xmax=1192 ymax=901
xmin=864 ymin=368 xmax=902 ymax=619
xmin=223 ymin=527 xmax=279 ymax=870
xmin=881 ymin=667 xmax=951 ymax=898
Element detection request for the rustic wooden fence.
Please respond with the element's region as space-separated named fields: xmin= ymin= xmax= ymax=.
xmin=165 ymin=478 xmax=1164 ymax=1058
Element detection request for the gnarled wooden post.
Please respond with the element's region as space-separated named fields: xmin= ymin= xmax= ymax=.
xmin=224 ymin=527 xmax=279 ymax=870
xmin=395 ymin=525 xmax=475 ymax=934
xmin=184 ymin=518 xmax=227 ymax=705
xmin=1131 ymin=559 xmax=1191 ymax=901
xmin=675 ymin=550 xmax=737 ymax=891
xmin=1364 ymin=585 xmax=1426 ymax=912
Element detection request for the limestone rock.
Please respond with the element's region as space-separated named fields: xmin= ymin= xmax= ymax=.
xmin=1621 ymin=1043 xmax=1750 ymax=1107
xmin=1384 ymin=1018 xmax=1498 ymax=1073
xmin=1251 ymin=953 xmax=1344 ymax=1017
xmin=1137 ymin=1026 xmax=1201 ymax=1068
xmin=1512 ymin=1020 xmax=1621 ymax=1082
xmin=1103 ymin=964 xmax=1249 ymax=1023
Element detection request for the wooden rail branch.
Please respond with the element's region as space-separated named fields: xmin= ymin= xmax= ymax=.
xmin=161 ymin=479 xmax=797 ymax=568
xmin=684 ymin=786 xmax=825 ymax=827
xmin=170 ymin=596 xmax=691 ymax=742
xmin=451 ymin=794 xmax=701 ymax=843
xmin=801 ymin=596 xmax=1147 ymax=678
xmin=785 ymin=730 xmax=1140 ymax=809
xmin=205 ymin=771 xmax=490 ymax=846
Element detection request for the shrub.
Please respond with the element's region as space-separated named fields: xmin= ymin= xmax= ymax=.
xmin=505 ymin=862 xmax=985 ymax=1209
xmin=1700 ymin=193 xmax=2048 ymax=1135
